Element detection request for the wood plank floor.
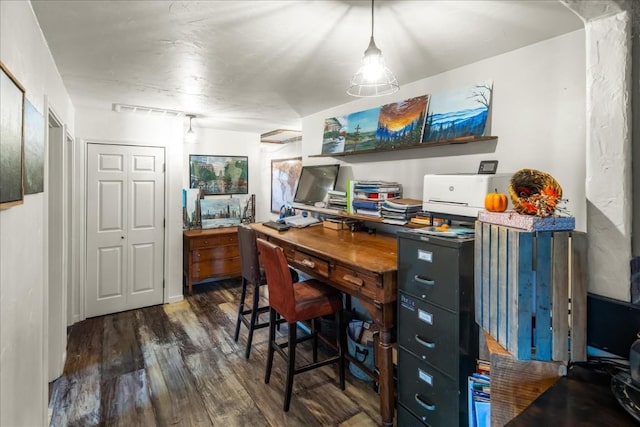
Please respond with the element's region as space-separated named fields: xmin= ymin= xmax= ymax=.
xmin=49 ymin=279 xmax=381 ymax=426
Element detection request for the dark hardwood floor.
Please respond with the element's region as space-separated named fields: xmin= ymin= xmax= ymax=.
xmin=49 ymin=279 xmax=381 ymax=426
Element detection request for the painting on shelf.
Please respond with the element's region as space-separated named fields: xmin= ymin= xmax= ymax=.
xmin=422 ymin=80 xmax=493 ymax=142
xmin=24 ymin=99 xmax=45 ymax=195
xmin=189 ymin=155 xmax=248 ymax=195
xmin=200 ymin=197 xmax=242 ymax=229
xmin=322 ymin=116 xmax=347 ymax=154
xmin=377 ymin=94 xmax=429 ymax=147
xmin=0 ymin=61 xmax=26 ymax=209
xmin=345 ymin=107 xmax=380 ymax=152
xmin=271 ymin=157 xmax=302 ymax=213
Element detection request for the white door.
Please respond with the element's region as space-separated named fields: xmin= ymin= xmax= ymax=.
xmin=86 ymin=143 xmax=165 ymax=317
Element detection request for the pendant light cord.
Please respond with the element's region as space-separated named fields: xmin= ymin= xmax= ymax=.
xmin=370 ymin=0 xmax=375 ymax=38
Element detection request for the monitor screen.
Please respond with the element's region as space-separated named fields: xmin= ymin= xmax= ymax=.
xmin=292 ymin=164 xmax=340 ymax=207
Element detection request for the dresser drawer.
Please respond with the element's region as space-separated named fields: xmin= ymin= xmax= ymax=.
xmin=399 ymin=292 xmax=458 ymax=378
xmin=292 ymin=250 xmax=329 ymax=278
xmin=331 ymin=264 xmax=380 ymax=300
xmin=192 ymin=245 xmax=240 ymax=263
xmin=398 ymin=348 xmax=458 ymax=426
xmin=398 ymin=238 xmax=460 ymax=311
xmin=191 ymin=257 xmax=241 ymax=280
xmin=189 ymin=233 xmax=238 ymax=250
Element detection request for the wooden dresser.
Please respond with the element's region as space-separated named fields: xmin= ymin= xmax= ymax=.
xmin=183 ymin=227 xmax=241 ymax=295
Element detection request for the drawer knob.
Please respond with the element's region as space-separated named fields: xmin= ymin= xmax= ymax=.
xmin=414 ymin=394 xmax=436 ymax=411
xmin=414 ymin=275 xmax=435 ymax=286
xmin=415 ymin=334 xmax=436 ymax=349
xmin=343 ymin=274 xmax=364 ymax=287
xmin=301 ymin=259 xmax=315 ymax=269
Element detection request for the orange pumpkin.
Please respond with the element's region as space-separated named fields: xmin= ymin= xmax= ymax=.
xmin=485 ymin=191 xmax=508 ymax=212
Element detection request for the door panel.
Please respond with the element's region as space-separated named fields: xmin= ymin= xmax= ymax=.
xmin=86 ymin=143 xmax=165 ymax=317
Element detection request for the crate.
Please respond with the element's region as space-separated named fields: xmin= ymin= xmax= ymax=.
xmin=478 ymin=211 xmax=575 ymax=232
xmin=474 ymin=221 xmax=587 ymax=361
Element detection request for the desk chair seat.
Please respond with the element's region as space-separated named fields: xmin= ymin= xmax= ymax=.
xmin=234 ymin=224 xmax=298 ymax=359
xmin=257 ymin=237 xmax=345 ymax=412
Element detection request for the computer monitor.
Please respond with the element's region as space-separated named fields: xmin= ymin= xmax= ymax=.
xmin=292 ymin=164 xmax=340 ymax=208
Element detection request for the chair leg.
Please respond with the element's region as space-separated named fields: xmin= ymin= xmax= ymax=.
xmin=265 ymin=308 xmax=277 ymax=385
xmin=337 ymin=309 xmax=345 ymax=390
xmin=312 ymin=318 xmax=318 ymax=363
xmin=283 ymin=321 xmax=297 ymax=412
xmin=234 ymin=277 xmax=248 ymax=342
xmin=244 ymin=283 xmax=261 ymax=359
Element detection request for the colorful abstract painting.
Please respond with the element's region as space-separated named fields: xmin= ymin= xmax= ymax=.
xmin=322 ymin=116 xmax=347 ymax=154
xmin=377 ymin=95 xmax=429 ymax=147
xmin=422 ymin=80 xmax=493 ymax=142
xmin=24 ymin=99 xmax=45 ymax=195
xmin=345 ymin=107 xmax=380 ymax=152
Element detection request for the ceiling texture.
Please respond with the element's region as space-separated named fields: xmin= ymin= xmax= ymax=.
xmin=31 ymin=0 xmax=583 ymax=134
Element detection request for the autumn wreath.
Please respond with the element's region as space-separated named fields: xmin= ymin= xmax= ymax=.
xmin=508 ymin=169 xmax=563 ymax=216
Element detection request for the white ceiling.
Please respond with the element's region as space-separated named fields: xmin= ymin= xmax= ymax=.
xmin=31 ymin=0 xmax=583 ymax=134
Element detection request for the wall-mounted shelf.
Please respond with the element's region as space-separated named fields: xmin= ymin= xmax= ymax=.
xmin=309 ymin=135 xmax=498 ymax=158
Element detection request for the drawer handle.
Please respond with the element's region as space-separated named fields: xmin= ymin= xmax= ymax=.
xmin=414 ymin=275 xmax=435 ymax=286
xmin=343 ymin=274 xmax=364 ymax=287
xmin=300 ymin=259 xmax=315 ymax=269
xmin=415 ymin=334 xmax=435 ymax=349
xmin=414 ymin=394 xmax=436 ymax=411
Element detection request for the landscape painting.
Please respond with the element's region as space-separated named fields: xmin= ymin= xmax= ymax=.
xmin=0 ymin=61 xmax=25 ymax=209
xmin=200 ymin=197 xmax=242 ymax=229
xmin=322 ymin=116 xmax=347 ymax=154
xmin=344 ymin=107 xmax=380 ymax=152
xmin=422 ymin=80 xmax=493 ymax=142
xmin=190 ymin=155 xmax=248 ymax=195
xmin=24 ymin=99 xmax=45 ymax=195
xmin=376 ymin=95 xmax=429 ymax=147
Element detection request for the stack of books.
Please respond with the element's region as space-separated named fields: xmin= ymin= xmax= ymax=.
xmin=326 ymin=190 xmax=348 ymax=211
xmin=380 ymin=198 xmax=423 ymax=225
xmin=409 ymin=211 xmax=433 ymax=226
xmin=467 ymin=359 xmax=491 ymax=427
xmin=348 ymin=180 xmax=402 ymax=217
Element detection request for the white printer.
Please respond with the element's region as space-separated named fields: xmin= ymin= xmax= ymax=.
xmin=422 ymin=173 xmax=512 ymax=219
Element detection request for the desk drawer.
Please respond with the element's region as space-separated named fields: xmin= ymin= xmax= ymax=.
xmin=398 ymin=292 xmax=458 ymax=378
xmin=189 ymin=234 xmax=238 ymax=250
xmin=192 ymin=245 xmax=239 ymax=263
xmin=293 ymin=250 xmax=329 ymax=278
xmin=191 ymin=257 xmax=241 ymax=280
xmin=398 ymin=348 xmax=458 ymax=426
xmin=331 ymin=264 xmax=380 ymax=299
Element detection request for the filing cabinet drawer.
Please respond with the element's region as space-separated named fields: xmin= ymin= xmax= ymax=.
xmin=398 ymin=292 xmax=458 ymax=378
xmin=397 ymin=404 xmax=427 ymax=427
xmin=398 ymin=348 xmax=458 ymax=426
xmin=331 ymin=264 xmax=380 ymax=300
xmin=398 ymin=238 xmax=460 ymax=311
xmin=189 ymin=233 xmax=237 ymax=250
xmin=293 ymin=250 xmax=329 ymax=277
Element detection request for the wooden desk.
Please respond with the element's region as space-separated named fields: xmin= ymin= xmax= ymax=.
xmin=183 ymin=228 xmax=241 ymax=295
xmin=252 ymin=223 xmax=397 ymax=426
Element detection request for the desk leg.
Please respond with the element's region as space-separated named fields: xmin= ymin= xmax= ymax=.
xmin=378 ymin=320 xmax=395 ymax=426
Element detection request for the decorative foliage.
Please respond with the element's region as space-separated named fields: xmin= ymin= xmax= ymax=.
xmin=509 ymin=169 xmax=565 ymax=216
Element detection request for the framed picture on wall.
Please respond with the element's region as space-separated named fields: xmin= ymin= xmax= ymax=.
xmin=271 ymin=157 xmax=302 ymax=213
xmin=0 ymin=61 xmax=26 ymax=209
xmin=189 ymin=155 xmax=248 ymax=195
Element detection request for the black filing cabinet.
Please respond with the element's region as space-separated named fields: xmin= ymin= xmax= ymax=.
xmin=397 ymin=230 xmax=478 ymax=426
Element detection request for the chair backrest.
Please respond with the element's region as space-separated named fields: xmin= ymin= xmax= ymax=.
xmin=237 ymin=224 xmax=263 ymax=285
xmin=256 ymin=238 xmax=297 ymax=320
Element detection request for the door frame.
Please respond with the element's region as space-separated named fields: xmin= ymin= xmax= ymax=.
xmin=79 ymin=140 xmax=169 ymax=319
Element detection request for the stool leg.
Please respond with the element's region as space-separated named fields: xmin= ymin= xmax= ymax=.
xmin=337 ymin=309 xmax=345 ymax=390
xmin=284 ymin=322 xmax=297 ymax=412
xmin=234 ymin=277 xmax=248 ymax=342
xmin=244 ymin=282 xmax=261 ymax=359
xmin=265 ymin=308 xmax=277 ymax=385
xmin=312 ymin=318 xmax=318 ymax=363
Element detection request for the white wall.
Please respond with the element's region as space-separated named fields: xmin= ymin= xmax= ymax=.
xmin=0 ymin=2 xmax=75 ymax=426
xmin=75 ymin=107 xmax=185 ymax=305
xmin=302 ymin=30 xmax=587 ymax=231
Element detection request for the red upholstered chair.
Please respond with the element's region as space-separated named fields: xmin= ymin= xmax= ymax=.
xmin=234 ymin=224 xmax=297 ymax=359
xmin=256 ymin=237 xmax=345 ymax=412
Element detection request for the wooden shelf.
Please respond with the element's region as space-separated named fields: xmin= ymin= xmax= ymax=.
xmin=309 ymin=135 xmax=497 ymax=158
xmin=331 ymin=210 xmax=427 ymax=229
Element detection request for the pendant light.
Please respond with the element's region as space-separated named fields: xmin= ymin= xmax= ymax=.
xmin=347 ymin=0 xmax=399 ymax=97
xmin=185 ymin=114 xmax=196 ymax=143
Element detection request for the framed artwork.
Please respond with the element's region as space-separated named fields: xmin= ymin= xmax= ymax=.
xmin=271 ymin=157 xmax=302 ymax=213
xmin=189 ymin=155 xmax=248 ymax=195
xmin=0 ymin=61 xmax=26 ymax=209
xmin=377 ymin=94 xmax=429 ymax=147
xmin=200 ymin=197 xmax=242 ymax=229
xmin=24 ymin=99 xmax=45 ymax=195
xmin=422 ymin=80 xmax=493 ymax=142
xmin=322 ymin=116 xmax=347 ymax=154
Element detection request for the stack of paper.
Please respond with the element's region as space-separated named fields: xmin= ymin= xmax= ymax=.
xmin=468 ymin=360 xmax=491 ymax=427
xmin=380 ymin=198 xmax=423 ymax=225
xmin=347 ymin=180 xmax=402 ymax=217
xmin=326 ymin=189 xmax=348 ymax=211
